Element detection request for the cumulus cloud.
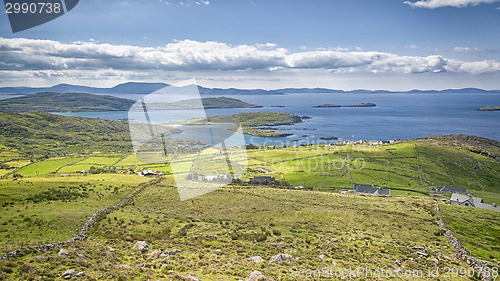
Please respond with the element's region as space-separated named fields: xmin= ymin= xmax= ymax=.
xmin=404 ymin=0 xmax=500 ymax=8
xmin=0 ymin=37 xmax=499 ymax=76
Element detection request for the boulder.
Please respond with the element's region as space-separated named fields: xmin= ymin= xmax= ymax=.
xmin=166 ymin=249 xmax=182 ymax=256
xmin=105 ymin=246 xmax=115 ymax=253
xmin=319 ymin=254 xmax=325 ymax=261
xmin=120 ymin=265 xmax=132 ymax=269
xmin=248 ymin=256 xmax=264 ymax=263
xmin=132 ymin=241 xmax=149 ymax=253
xmin=75 ymin=272 xmax=85 ymax=277
xmin=62 ymin=270 xmax=76 ymax=279
xmin=58 ymin=249 xmax=69 ymax=256
xmin=148 ymin=249 xmax=162 ymax=259
xmin=246 ymin=271 xmax=268 ymax=281
xmin=186 ymin=276 xmax=202 ymax=281
xmin=269 ymin=254 xmax=294 ymax=265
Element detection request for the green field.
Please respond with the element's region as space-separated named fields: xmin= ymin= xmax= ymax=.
xmin=15 ymin=158 xmax=84 ymax=177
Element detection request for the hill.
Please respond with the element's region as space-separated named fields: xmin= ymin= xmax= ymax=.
xmin=0 ymin=112 xmax=179 ymax=157
xmin=2 ymin=82 xmax=499 ymax=96
xmin=149 ymin=97 xmax=262 ymax=110
xmin=0 ymin=92 xmax=136 ymax=113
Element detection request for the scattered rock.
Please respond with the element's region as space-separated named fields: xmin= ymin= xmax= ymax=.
xmin=214 ymin=249 xmax=221 ymax=254
xmin=246 ymin=271 xmax=268 ymax=281
xmin=330 ymin=238 xmax=338 ymax=242
xmin=210 ymin=254 xmax=218 ymax=259
xmin=120 ymin=265 xmax=132 ymax=269
xmin=75 ymin=272 xmax=85 ymax=277
xmin=159 ymin=253 xmax=169 ymax=258
xmin=186 ymin=276 xmax=202 ymax=281
xmin=36 ymin=255 xmax=46 ymax=259
xmin=146 ymin=258 xmax=154 ymax=262
xmin=144 ymin=264 xmax=152 ymax=268
xmin=62 ymin=269 xmax=76 ymax=279
xmin=269 ymin=254 xmax=294 ymax=265
xmin=132 ymin=241 xmax=149 ymax=253
xmin=167 ymin=270 xmax=176 ymax=275
xmin=77 ymin=254 xmax=86 ymax=259
xmin=148 ymin=249 xmax=162 ymax=258
xmin=416 ymin=251 xmax=428 ymax=257
xmin=248 ymin=256 xmax=264 ymax=263
xmin=166 ymin=249 xmax=182 ymax=256
xmin=105 ymin=246 xmax=115 ymax=253
xmin=58 ymin=249 xmax=69 ymax=256
xmin=395 ymin=259 xmax=402 ymax=266
xmin=319 ymin=254 xmax=325 ymax=261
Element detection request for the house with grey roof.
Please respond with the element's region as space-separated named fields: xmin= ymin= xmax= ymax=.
xmin=440 ymin=186 xmax=468 ymax=194
xmin=250 ymin=176 xmax=276 ymax=184
xmin=352 ymin=184 xmax=390 ymax=196
xmin=450 ymin=193 xmax=499 ymax=210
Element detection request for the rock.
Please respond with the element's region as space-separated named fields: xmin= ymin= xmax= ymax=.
xmin=146 ymin=258 xmax=154 ymax=262
xmin=319 ymin=254 xmax=326 ymax=261
xmin=269 ymin=254 xmax=294 ymax=265
xmin=144 ymin=264 xmax=152 ymax=268
xmin=36 ymin=255 xmax=46 ymax=259
xmin=210 ymin=254 xmax=218 ymax=259
xmin=105 ymin=246 xmax=115 ymax=253
xmin=214 ymin=249 xmax=221 ymax=254
xmin=416 ymin=251 xmax=428 ymax=257
xmin=186 ymin=276 xmax=202 ymax=281
xmin=167 ymin=270 xmax=176 ymax=275
xmin=75 ymin=272 xmax=85 ymax=277
xmin=159 ymin=253 xmax=169 ymax=258
xmin=248 ymin=256 xmax=265 ymax=263
xmin=62 ymin=269 xmax=76 ymax=279
xmin=148 ymin=249 xmax=162 ymax=259
xmin=166 ymin=249 xmax=182 ymax=256
xmin=246 ymin=271 xmax=268 ymax=281
xmin=77 ymin=254 xmax=86 ymax=259
xmin=58 ymin=249 xmax=69 ymax=256
xmin=330 ymin=238 xmax=338 ymax=242
xmin=132 ymin=241 xmax=149 ymax=253
xmin=395 ymin=259 xmax=402 ymax=266
xmin=120 ymin=265 xmax=132 ymax=269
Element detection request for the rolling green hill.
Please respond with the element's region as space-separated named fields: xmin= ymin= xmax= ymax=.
xmin=0 ymin=92 xmax=136 ymax=113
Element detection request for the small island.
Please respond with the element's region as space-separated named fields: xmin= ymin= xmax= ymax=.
xmin=314 ymin=102 xmax=376 ymax=108
xmin=314 ymin=104 xmax=341 ymax=108
xmin=319 ymin=136 xmax=339 ymax=140
xmin=478 ymin=106 xmax=500 ymax=111
xmin=174 ymin=112 xmax=306 ymax=137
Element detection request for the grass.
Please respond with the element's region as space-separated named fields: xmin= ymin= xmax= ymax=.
xmin=0 ymin=174 xmax=150 ymax=249
xmin=14 ymin=157 xmax=84 ymax=177
xmin=2 ymin=178 xmax=476 ymax=280
xmin=441 ymin=204 xmax=500 ymax=263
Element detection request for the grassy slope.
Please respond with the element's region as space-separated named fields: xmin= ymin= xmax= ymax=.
xmin=1 ymin=178 xmax=474 ymax=280
xmin=0 ymin=92 xmax=135 ymax=113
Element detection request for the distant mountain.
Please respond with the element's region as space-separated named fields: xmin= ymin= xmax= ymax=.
xmin=0 ymin=92 xmax=135 ymax=113
xmin=0 ymin=82 xmax=499 ymax=96
xmin=0 ymin=93 xmax=262 ymax=113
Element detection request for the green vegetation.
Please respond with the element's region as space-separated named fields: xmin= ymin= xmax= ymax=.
xmin=0 ymin=112 xmax=179 ymax=157
xmin=149 ymin=97 xmax=262 ymax=109
xmin=0 ymin=178 xmax=475 ymax=280
xmin=0 ymin=92 xmax=135 ymax=113
xmin=441 ymin=204 xmax=500 ymax=262
xmin=207 ymin=111 xmax=305 ymax=137
xmin=478 ymin=106 xmax=500 ymax=111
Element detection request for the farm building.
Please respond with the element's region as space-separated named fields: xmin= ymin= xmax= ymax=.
xmin=439 ymin=186 xmax=468 ymax=194
xmin=450 ymin=193 xmax=499 ymax=210
xmin=250 ymin=176 xmax=276 ymax=184
xmin=352 ymin=184 xmax=390 ymax=196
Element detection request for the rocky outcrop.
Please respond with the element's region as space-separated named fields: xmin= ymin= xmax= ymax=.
xmin=246 ymin=271 xmax=268 ymax=281
xmin=132 ymin=241 xmax=149 ymax=253
xmin=269 ymin=254 xmax=294 ymax=265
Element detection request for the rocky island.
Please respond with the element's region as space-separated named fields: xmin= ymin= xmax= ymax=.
xmin=315 ymin=102 xmax=376 ymax=108
xmin=478 ymin=106 xmax=500 ymax=111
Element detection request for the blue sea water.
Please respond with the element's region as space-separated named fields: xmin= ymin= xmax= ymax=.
xmin=54 ymin=92 xmax=500 ymax=145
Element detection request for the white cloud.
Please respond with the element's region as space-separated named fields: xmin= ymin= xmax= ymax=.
xmin=0 ymin=37 xmax=499 ymax=77
xmin=452 ymin=46 xmax=483 ymax=52
xmin=404 ymin=0 xmax=500 ymax=8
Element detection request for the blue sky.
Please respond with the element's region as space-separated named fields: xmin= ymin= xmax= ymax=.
xmin=1 ymin=0 xmax=500 ymax=90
